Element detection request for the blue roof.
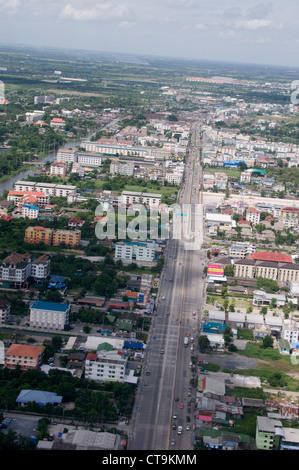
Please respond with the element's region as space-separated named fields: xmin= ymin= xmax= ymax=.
xmin=31 ymin=301 xmax=69 ymax=312
xmin=16 ymin=390 xmax=63 ymax=406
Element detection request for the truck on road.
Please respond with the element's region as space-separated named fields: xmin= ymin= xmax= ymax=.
xmin=184 ymin=336 xmax=189 ymax=347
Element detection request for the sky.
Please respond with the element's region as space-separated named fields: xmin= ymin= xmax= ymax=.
xmin=0 ymin=0 xmax=299 ymax=67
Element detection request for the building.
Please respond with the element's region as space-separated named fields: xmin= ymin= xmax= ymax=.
xmin=0 ymin=252 xmax=50 ymax=287
xmin=5 ymin=344 xmax=44 ymax=370
xmin=85 ymin=349 xmax=128 ymax=382
xmin=67 ymin=216 xmax=85 ymax=228
xmin=77 ymin=152 xmax=102 ymax=167
xmin=165 ymin=172 xmax=183 ymax=185
xmin=56 ymin=148 xmax=78 ymax=163
xmin=246 ymin=207 xmax=261 ymax=225
xmin=229 ymin=242 xmax=256 ymax=259
xmin=121 ymin=190 xmax=161 ymax=208
xmin=234 ymin=257 xmax=299 ymax=284
xmin=52 ymin=229 xmax=81 ymax=247
xmin=250 ymin=251 xmax=293 ymax=264
xmin=255 ymin=416 xmax=284 ymax=450
xmin=14 ymin=181 xmax=76 ymax=202
xmin=21 ymin=204 xmax=39 ymax=219
xmin=280 ymin=428 xmax=299 ymax=450
xmin=50 ymin=117 xmax=66 ymax=128
xmin=0 ymin=299 xmax=11 ymax=325
xmin=29 ymin=301 xmax=70 ymax=330
xmin=16 ymin=390 xmax=62 ymax=406
xmin=0 ymin=252 xmax=32 ymax=288
xmin=7 ymin=190 xmax=49 ymax=207
xmin=31 ymin=255 xmax=50 ymax=281
xmin=25 ymin=226 xmax=53 ymax=245
xmin=50 ymin=161 xmax=67 ymax=177
xmin=253 ymin=290 xmax=286 ymax=307
xmin=115 ymin=241 xmax=157 ymax=262
xmin=110 ymin=162 xmax=134 ymax=176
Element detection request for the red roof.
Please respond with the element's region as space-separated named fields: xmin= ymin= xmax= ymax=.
xmin=251 ymin=251 xmax=293 ymax=263
xmin=86 ymin=353 xmax=98 ymax=361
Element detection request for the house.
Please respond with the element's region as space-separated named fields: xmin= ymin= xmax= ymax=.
xmin=68 ymin=216 xmax=85 ymax=228
xmin=50 ymin=117 xmax=66 ymax=128
xmin=85 ymin=349 xmax=128 ymax=382
xmin=48 ymin=275 xmax=66 ymax=289
xmin=5 ymin=344 xmax=44 ymax=370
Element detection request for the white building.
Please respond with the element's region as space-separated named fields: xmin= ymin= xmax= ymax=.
xmin=29 ymin=301 xmax=70 ymax=331
xmin=121 ymin=191 xmax=161 ymax=207
xmin=14 ymin=181 xmax=77 ymax=201
xmin=110 ymin=162 xmax=134 ymax=176
xmin=21 ymin=204 xmax=39 ymax=219
xmin=115 ymin=242 xmax=156 ymax=262
xmin=85 ymin=350 xmax=128 ymax=382
xmin=165 ymin=172 xmax=183 ymax=185
xmin=77 ymin=152 xmax=102 ymax=167
xmin=25 ymin=110 xmax=45 ymax=122
xmin=229 ymin=242 xmax=256 ymax=259
xmin=246 ymin=207 xmax=261 ymax=225
xmin=282 ymin=320 xmax=299 ymax=344
xmin=50 ymin=161 xmax=66 ymax=177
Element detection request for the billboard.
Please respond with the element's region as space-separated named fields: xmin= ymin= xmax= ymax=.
xmin=207 ymin=264 xmax=224 ymax=276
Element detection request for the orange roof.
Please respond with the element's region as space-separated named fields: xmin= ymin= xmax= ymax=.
xmin=6 ymin=343 xmax=44 ymax=357
xmin=251 ymin=251 xmax=293 ymax=263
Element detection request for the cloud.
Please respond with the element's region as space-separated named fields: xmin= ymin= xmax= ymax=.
xmin=0 ymin=0 xmax=20 ymax=13
xmin=235 ymin=19 xmax=273 ymax=30
xmin=59 ymin=2 xmax=128 ymax=21
xmin=246 ymin=2 xmax=273 ymax=20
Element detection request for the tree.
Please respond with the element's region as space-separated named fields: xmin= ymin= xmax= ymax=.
xmin=198 ymin=335 xmax=210 ymax=352
xmin=262 ymin=335 xmax=274 ymax=349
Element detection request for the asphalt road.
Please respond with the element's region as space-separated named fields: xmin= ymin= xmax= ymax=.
xmin=128 ymin=121 xmax=206 ymax=451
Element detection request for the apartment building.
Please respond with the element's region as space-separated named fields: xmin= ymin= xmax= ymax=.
xmin=7 ymin=190 xmax=49 ymax=207
xmin=234 ymin=258 xmax=299 ymax=284
xmin=21 ymin=204 xmax=39 ymax=219
xmin=121 ymin=191 xmax=161 ymax=207
xmin=29 ymin=301 xmax=70 ymax=330
xmin=229 ymin=242 xmax=256 ymax=259
xmin=52 ymin=229 xmax=81 ymax=247
xmin=165 ymin=172 xmax=183 ymax=185
xmin=85 ymin=350 xmax=128 ymax=382
xmin=0 ymin=252 xmax=32 ymax=288
xmin=110 ymin=162 xmax=134 ymax=176
xmin=246 ymin=207 xmax=261 ymax=225
xmin=77 ymin=152 xmax=102 ymax=167
xmin=31 ymin=254 xmax=51 ymax=281
xmin=115 ymin=241 xmax=156 ymax=262
xmin=25 ymin=226 xmax=53 ymax=245
xmin=5 ymin=344 xmax=44 ymax=370
xmin=280 ymin=207 xmax=299 ymax=229
xmin=14 ymin=181 xmax=76 ymax=200
xmin=281 ymin=320 xmax=299 ymax=344
xmin=0 ymin=299 xmax=11 ymax=325
xmin=56 ymin=148 xmax=78 ymax=163
xmin=0 ymin=252 xmax=50 ymax=288
xmin=255 ymin=416 xmax=283 ymax=450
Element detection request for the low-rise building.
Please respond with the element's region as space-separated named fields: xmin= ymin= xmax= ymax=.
xmin=29 ymin=301 xmax=70 ymax=330
xmin=115 ymin=241 xmax=157 ymax=262
xmin=52 ymin=229 xmax=81 ymax=247
xmin=85 ymin=349 xmax=128 ymax=382
xmin=5 ymin=344 xmax=44 ymax=370
xmin=256 ymin=416 xmax=284 ymax=450
xmin=50 ymin=161 xmax=67 ymax=177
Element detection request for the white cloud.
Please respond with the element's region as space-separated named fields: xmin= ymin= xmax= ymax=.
xmin=0 ymin=0 xmax=20 ymax=13
xmin=59 ymin=2 xmax=128 ymax=21
xmin=235 ymin=19 xmax=272 ymax=30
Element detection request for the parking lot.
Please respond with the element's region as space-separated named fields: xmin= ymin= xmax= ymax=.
xmin=1 ymin=413 xmax=40 ymax=438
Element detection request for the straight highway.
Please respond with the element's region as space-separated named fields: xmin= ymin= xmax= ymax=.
xmin=128 ymin=120 xmax=206 ymax=451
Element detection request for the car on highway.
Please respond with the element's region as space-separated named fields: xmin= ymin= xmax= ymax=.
xmin=171 ymin=439 xmax=176 ymax=446
xmin=172 ymin=424 xmax=176 ymax=430
xmin=175 ymin=396 xmax=179 ymax=402
xmin=177 ymin=426 xmax=183 ymax=435
xmin=179 ymin=403 xmax=184 ymax=409
xmin=186 ymin=425 xmax=191 ymax=431
xmin=160 ymin=349 xmax=164 ymax=354
xmin=173 ymin=414 xmax=177 ymax=419
xmin=186 ymin=416 xmax=190 ymax=422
